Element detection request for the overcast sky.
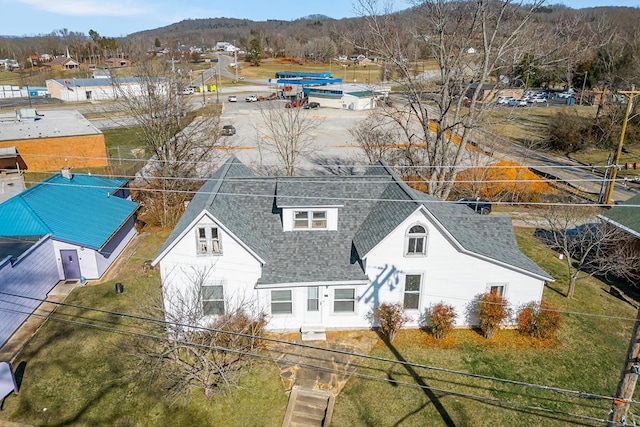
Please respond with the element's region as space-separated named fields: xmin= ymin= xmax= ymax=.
xmin=0 ymin=0 xmax=638 ymax=38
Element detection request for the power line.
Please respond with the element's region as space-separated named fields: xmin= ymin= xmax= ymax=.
xmin=11 ymin=149 xmax=638 ymax=172
xmin=0 ymin=290 xmax=630 ymax=404
xmin=0 ymin=303 xmax=618 ymax=425
xmin=19 ymin=181 xmax=640 ymax=209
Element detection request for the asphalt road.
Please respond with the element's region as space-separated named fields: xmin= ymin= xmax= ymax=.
xmin=6 ymin=78 xmax=634 ymax=203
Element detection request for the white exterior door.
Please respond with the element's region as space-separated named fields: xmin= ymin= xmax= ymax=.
xmin=303 ymin=286 xmax=322 ymax=325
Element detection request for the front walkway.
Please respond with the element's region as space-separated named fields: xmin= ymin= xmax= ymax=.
xmin=268 ymin=331 xmax=379 ymax=427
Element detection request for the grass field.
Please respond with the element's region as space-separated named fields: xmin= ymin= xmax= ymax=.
xmin=0 ymin=230 xmax=288 ymax=427
xmin=485 ymin=103 xmax=640 ymax=181
xmin=331 ymin=227 xmax=638 ymax=426
xmin=0 ymin=226 xmax=638 ymax=426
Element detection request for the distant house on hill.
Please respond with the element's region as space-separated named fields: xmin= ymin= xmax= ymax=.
xmin=43 ymin=56 xmax=79 ymax=71
xmin=105 ymin=57 xmax=131 ymax=68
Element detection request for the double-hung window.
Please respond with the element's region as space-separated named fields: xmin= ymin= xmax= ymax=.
xmin=196 ymin=226 xmax=221 ymax=255
xmin=202 ymin=284 xmax=225 ymax=316
xmin=271 ymin=290 xmax=293 ymax=315
xmin=334 ymin=288 xmax=356 ymax=313
xmin=406 ymin=225 xmax=427 ymax=256
xmin=293 ymin=210 xmax=327 ymax=229
xmin=404 ymin=274 xmax=422 ymax=310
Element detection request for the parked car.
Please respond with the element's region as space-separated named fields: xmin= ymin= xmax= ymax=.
xmin=529 ymin=96 xmax=547 ymax=104
xmin=181 ymin=87 xmax=195 ymax=95
xmin=303 ymin=102 xmax=320 ymax=109
xmin=557 ymin=89 xmax=575 ymax=99
xmin=516 ymin=99 xmax=528 ymax=107
xmin=228 ymin=95 xmax=237 ymax=102
xmin=245 ymin=95 xmax=258 ymax=102
xmin=456 ymin=197 xmax=492 ymax=215
xmin=497 ymin=96 xmax=515 ymax=105
xmin=221 ymin=125 xmax=236 ymax=136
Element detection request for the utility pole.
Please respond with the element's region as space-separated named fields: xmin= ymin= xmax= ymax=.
xmin=607 ymin=307 xmax=640 ymax=426
xmin=604 ymin=88 xmax=639 ymax=205
xmin=201 ymin=72 xmax=206 ymax=105
xmin=579 ymin=72 xmax=588 ymax=106
xmin=215 ymin=70 xmax=220 ymax=103
xmin=234 ymin=49 xmax=238 ymax=82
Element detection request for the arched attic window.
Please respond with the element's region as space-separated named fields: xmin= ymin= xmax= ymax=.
xmin=405 ymin=224 xmax=428 ymax=256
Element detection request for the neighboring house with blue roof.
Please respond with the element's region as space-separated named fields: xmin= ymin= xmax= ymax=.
xmin=0 ymin=169 xmax=138 ymax=348
xmin=0 ymin=168 xmax=139 ymax=281
xmin=153 ymin=157 xmax=552 ymax=339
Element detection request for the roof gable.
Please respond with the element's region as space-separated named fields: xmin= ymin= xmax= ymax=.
xmin=155 ymin=157 xmax=551 ymax=282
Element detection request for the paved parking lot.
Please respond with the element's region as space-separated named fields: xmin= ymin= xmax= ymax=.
xmin=218 ymin=92 xmax=371 ymax=174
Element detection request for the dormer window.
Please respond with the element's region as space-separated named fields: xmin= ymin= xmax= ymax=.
xmin=293 ymin=210 xmax=327 ymax=230
xmin=405 ymin=224 xmax=427 ymax=256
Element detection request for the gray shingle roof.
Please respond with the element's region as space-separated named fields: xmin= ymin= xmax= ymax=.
xmin=599 ymin=193 xmax=640 ymax=238
xmin=154 ymin=156 xmax=552 ymax=283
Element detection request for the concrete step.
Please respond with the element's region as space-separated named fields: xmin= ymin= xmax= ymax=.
xmin=290 ymin=414 xmax=324 ymax=426
xmin=295 ymin=393 xmax=329 ymax=409
xmin=292 ymin=403 xmax=326 ymax=420
xmin=300 ymin=325 xmax=326 ymax=341
xmin=282 ymin=388 xmax=334 ymax=427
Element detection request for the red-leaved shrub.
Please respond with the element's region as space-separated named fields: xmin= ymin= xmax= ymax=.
xmin=517 ymin=301 xmax=562 ymax=340
xmin=426 ymin=303 xmax=457 ymax=339
xmin=476 ymin=293 xmax=512 ymax=339
xmin=371 ymin=302 xmax=409 ymax=342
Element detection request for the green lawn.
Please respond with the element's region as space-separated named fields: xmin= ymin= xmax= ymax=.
xmin=331 ymin=227 xmax=639 ymax=426
xmin=1 ymin=227 xmax=637 ymax=426
xmin=0 ymin=231 xmax=287 ymax=427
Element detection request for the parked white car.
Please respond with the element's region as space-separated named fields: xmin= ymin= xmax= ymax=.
xmin=529 ymin=96 xmax=547 ymax=104
xmin=557 ymin=89 xmax=575 ymax=99
xmin=228 ymin=95 xmax=237 ymax=102
xmin=245 ymin=95 xmax=258 ymax=102
xmin=497 ymin=96 xmax=515 ymax=105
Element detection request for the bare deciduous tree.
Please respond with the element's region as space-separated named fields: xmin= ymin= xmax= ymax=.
xmin=535 ymin=206 xmax=640 ymax=298
xmin=128 ymin=268 xmax=266 ymax=400
xmin=349 ymin=110 xmax=404 ymax=164
xmin=254 ymin=101 xmax=324 ymax=175
xmin=114 ymin=58 xmax=229 ymax=228
xmin=353 ymin=0 xmax=546 ymax=199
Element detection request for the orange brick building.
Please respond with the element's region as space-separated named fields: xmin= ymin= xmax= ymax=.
xmin=0 ymin=109 xmax=107 ymax=172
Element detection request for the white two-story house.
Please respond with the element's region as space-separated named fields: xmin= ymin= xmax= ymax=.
xmin=152 ymin=157 xmax=552 ymax=339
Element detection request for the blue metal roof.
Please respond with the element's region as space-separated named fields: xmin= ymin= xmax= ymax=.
xmin=270 ymin=78 xmax=343 ymax=86
xmin=0 ymin=173 xmax=138 ymax=250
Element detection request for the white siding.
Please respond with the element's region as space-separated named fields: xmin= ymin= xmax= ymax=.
xmin=160 ymin=214 xmax=263 ymax=326
xmin=159 ymin=210 xmax=545 ymax=332
xmin=0 ymin=237 xmax=59 ymax=347
xmin=363 ymin=209 xmax=545 ymax=327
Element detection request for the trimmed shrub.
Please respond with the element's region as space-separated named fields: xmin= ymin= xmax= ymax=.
xmin=426 ymin=303 xmax=457 ymax=339
xmin=476 ymin=292 xmax=512 ymax=339
xmin=517 ymin=301 xmax=563 ymax=340
xmin=370 ymin=302 xmax=409 ymax=342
